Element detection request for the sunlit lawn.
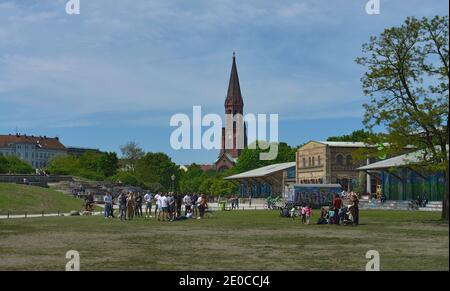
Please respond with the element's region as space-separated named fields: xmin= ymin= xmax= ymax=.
xmin=0 ymin=210 xmax=448 ymax=271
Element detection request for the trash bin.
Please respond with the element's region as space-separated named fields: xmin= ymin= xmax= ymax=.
xmin=218 ymin=201 xmax=226 ymax=211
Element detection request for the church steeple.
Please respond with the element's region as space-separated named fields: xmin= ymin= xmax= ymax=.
xmin=225 ymin=52 xmax=244 ymax=113
xmin=216 ymin=53 xmax=248 ymax=171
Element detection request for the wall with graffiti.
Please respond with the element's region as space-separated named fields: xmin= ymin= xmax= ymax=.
xmin=288 ymin=186 xmax=342 ymax=208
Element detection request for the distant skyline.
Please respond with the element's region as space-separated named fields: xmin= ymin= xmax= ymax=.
xmin=1 ymin=0 xmax=448 ymax=164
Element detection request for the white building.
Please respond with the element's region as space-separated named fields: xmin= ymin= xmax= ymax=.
xmin=0 ymin=134 xmax=67 ymax=169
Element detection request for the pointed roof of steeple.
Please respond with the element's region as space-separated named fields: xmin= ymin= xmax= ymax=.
xmin=225 ymin=52 xmax=244 ymax=107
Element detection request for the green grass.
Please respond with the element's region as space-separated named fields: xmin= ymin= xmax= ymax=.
xmin=0 ymin=210 xmax=448 ymax=271
xmin=0 ymin=183 xmax=86 ymax=215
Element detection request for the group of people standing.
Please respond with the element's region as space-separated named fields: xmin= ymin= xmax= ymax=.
xmin=103 ymin=192 xmax=209 ymax=221
xmin=287 ymin=193 xmax=360 ymax=227
xmin=317 ymin=194 xmax=359 ymax=226
xmin=290 ymin=205 xmax=313 ymax=224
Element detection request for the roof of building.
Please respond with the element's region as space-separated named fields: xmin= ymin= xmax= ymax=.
xmin=215 ymin=152 xmax=238 ymax=164
xmin=0 ymin=134 xmax=66 ymax=149
xmin=292 ymin=184 xmax=343 ymax=188
xmin=357 ymin=151 xmax=424 ymax=171
xmin=318 ymin=141 xmax=372 ymax=148
xmin=225 ymin=162 xmax=296 ymax=180
xmin=225 ymin=53 xmax=244 ymax=108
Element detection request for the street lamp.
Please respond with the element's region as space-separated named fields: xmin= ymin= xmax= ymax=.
xmin=171 ymin=174 xmax=176 ymax=192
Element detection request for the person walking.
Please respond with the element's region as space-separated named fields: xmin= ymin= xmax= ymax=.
xmin=198 ymin=194 xmax=208 ymax=219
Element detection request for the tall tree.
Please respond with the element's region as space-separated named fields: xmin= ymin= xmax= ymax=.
xmin=234 ymin=142 xmax=296 ymax=173
xmin=135 ymin=152 xmax=179 ymax=191
xmin=356 ymin=16 xmax=449 ymax=221
xmin=120 ymin=141 xmax=144 ymax=171
xmin=327 ymin=129 xmax=376 ymax=142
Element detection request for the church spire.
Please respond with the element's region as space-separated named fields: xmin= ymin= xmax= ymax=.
xmin=225 ymin=52 xmax=244 ymax=109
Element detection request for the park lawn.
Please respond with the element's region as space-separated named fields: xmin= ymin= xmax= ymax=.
xmin=0 ymin=210 xmax=448 ymax=271
xmin=0 ymin=183 xmax=86 ymax=215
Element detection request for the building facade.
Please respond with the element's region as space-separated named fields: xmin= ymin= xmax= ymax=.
xmin=225 ymin=162 xmax=296 ymax=198
xmin=215 ymin=53 xmax=248 ymax=172
xmin=296 ymin=141 xmax=376 ymax=192
xmin=358 ymin=150 xmax=445 ymax=201
xmin=0 ymin=134 xmax=67 ymax=169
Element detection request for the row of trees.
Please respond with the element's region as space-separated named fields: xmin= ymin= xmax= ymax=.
xmin=111 ymin=141 xmax=297 ymax=196
xmin=47 ymin=151 xmax=119 ymax=181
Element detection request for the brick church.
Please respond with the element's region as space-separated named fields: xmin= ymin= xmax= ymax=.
xmin=214 ymin=53 xmax=248 ymax=172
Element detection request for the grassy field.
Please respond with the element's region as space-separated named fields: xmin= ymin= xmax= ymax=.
xmin=0 ymin=210 xmax=448 ymax=271
xmin=0 ymin=183 xmax=86 ymax=215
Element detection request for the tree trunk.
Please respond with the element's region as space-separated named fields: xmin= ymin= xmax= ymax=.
xmin=442 ymin=166 xmax=449 ymax=223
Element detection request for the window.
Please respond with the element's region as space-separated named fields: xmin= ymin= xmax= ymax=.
xmin=336 ymin=154 xmax=344 ymax=166
xmin=346 ymin=155 xmax=352 ymax=166
xmin=302 ymin=158 xmax=306 ymax=168
xmin=318 ymin=156 xmax=321 ymax=166
xmin=308 ymin=157 xmax=312 ymax=166
xmin=312 ymin=157 xmax=315 ymax=166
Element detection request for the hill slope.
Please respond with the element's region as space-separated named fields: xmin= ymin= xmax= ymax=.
xmin=0 ymin=183 xmax=84 ymax=214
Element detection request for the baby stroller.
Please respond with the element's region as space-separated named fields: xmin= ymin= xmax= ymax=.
xmin=342 ymin=206 xmax=354 ymax=225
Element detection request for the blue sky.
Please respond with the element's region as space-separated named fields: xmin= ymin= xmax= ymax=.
xmin=0 ymin=0 xmax=448 ymax=164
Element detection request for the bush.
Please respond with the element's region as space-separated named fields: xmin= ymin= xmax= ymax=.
xmin=0 ymin=155 xmax=34 ymax=174
xmin=46 ymin=151 xmax=118 ymax=181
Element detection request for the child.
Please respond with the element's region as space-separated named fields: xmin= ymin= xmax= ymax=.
xmin=305 ymin=206 xmax=312 ymax=225
xmin=290 ymin=206 xmax=297 ymax=220
xmin=301 ymin=205 xmax=307 ymax=224
xmin=328 ymin=207 xmax=335 ymax=224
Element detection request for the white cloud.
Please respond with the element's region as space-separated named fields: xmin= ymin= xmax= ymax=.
xmin=0 ymin=0 xmax=447 ymax=131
